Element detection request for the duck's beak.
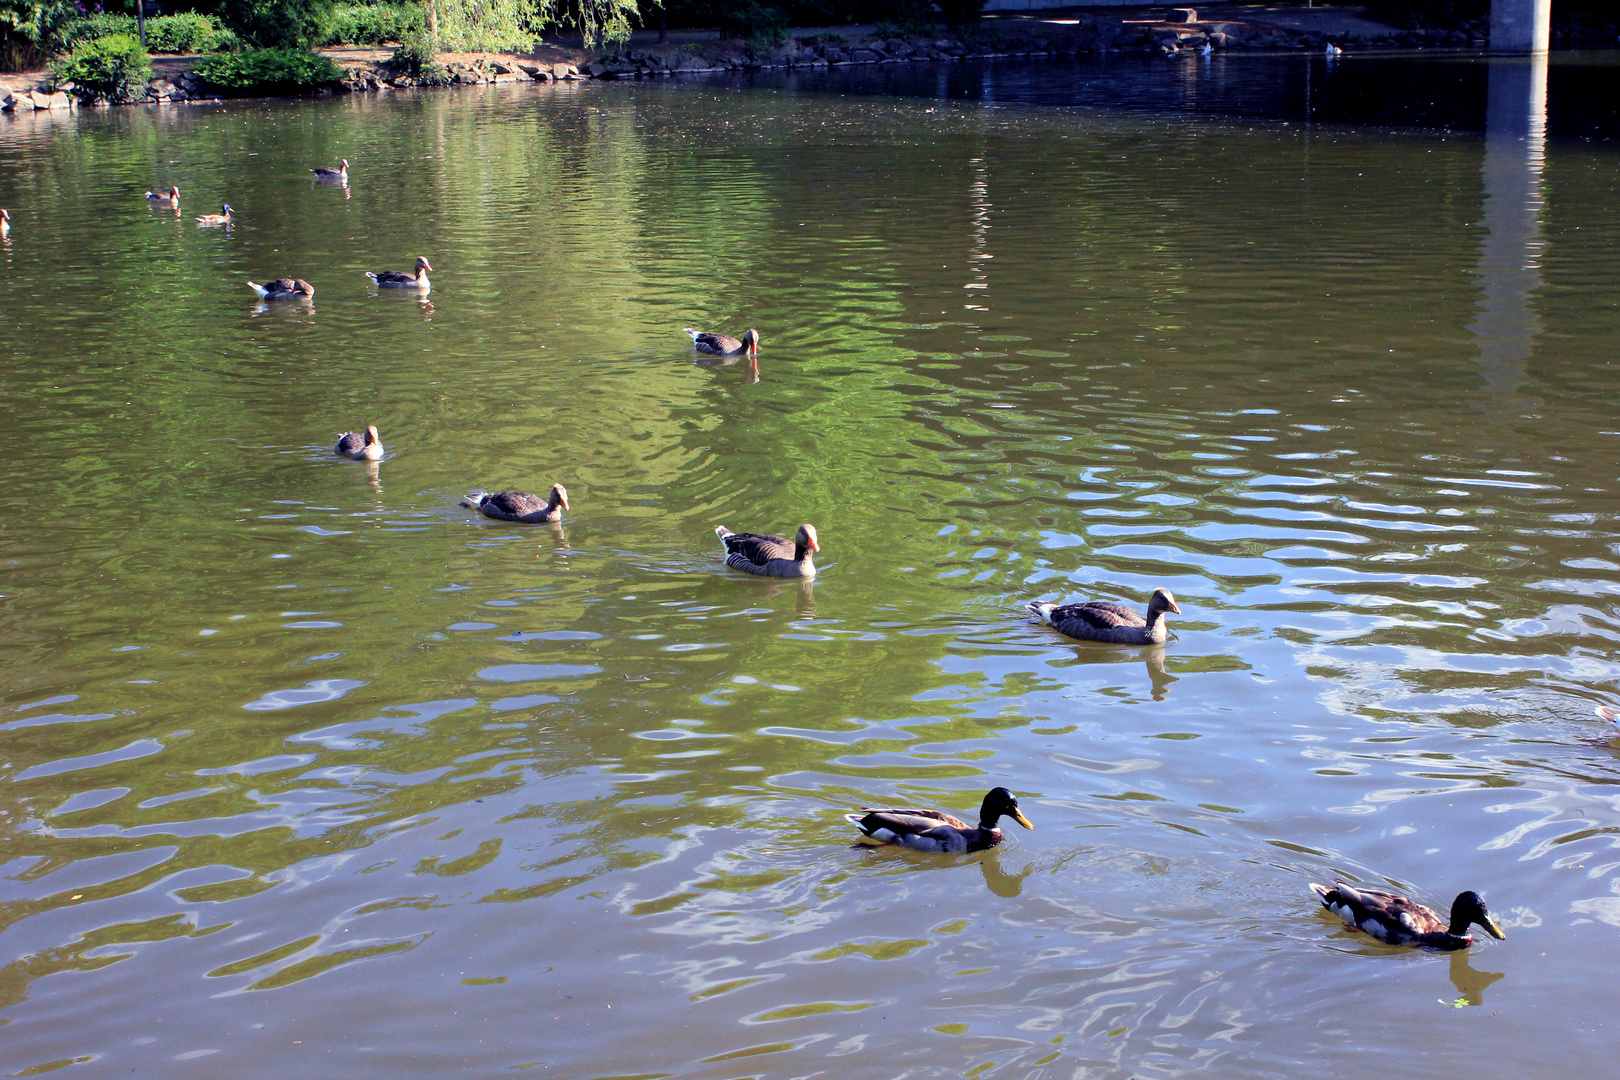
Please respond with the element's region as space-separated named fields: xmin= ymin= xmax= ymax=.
xmin=1011 ymin=809 xmax=1034 ymax=830
xmin=1482 ymin=918 xmax=1506 ymax=940
xmin=809 ymin=537 xmax=820 ymax=552
xmin=1168 ymin=600 xmax=1182 ymax=614
xmin=559 ymin=495 xmax=570 ymax=510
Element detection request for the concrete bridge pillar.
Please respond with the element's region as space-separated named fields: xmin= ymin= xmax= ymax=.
xmin=1490 ymin=0 xmax=1551 ymax=53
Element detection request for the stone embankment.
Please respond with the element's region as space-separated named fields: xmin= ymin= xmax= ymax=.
xmin=2 ymin=6 xmax=1502 ymax=110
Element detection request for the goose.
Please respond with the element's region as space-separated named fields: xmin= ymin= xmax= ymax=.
xmin=367 ymin=256 xmax=433 ymax=289
xmin=311 ymin=158 xmax=349 ymax=181
xmin=0 ymin=208 xmax=8 ymax=236
xmin=335 ymin=425 xmax=383 ymax=460
xmin=1027 ymin=588 xmax=1180 ymax=645
xmin=846 ymin=787 xmax=1034 ymax=853
xmin=144 ymin=185 xmax=181 ymax=205
xmin=195 ymin=204 xmax=233 ymax=226
xmin=715 ymin=524 xmax=818 ymax=578
xmin=247 ymin=278 xmax=315 ymax=300
xmin=461 ymin=484 xmax=568 ymax=523
xmin=1309 ymin=882 xmax=1504 ymax=950
xmin=684 ymin=327 xmax=760 ymax=356
xmin=1598 ymin=705 xmax=1619 ymax=726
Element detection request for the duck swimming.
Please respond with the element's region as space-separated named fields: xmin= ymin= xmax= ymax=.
xmin=247 ymin=278 xmax=315 ymax=300
xmin=366 ymin=256 xmax=433 ymax=289
xmin=311 ymin=158 xmax=349 ymax=181
xmin=1027 ymin=588 xmax=1181 ymax=645
xmin=461 ymin=484 xmax=568 ymax=523
xmin=715 ymin=524 xmax=818 ymax=578
xmin=0 ymin=208 xmax=9 ymax=236
xmin=1309 ymin=882 xmax=1504 ymax=950
xmin=684 ymin=327 xmax=760 ymax=356
xmin=196 ymin=204 xmax=233 ymax=226
xmin=846 ymin=787 xmax=1034 ymax=853
xmin=1598 ymin=705 xmax=1618 ymax=726
xmin=145 ymin=186 xmax=180 ymax=205
xmin=335 ymin=425 xmax=383 ymax=460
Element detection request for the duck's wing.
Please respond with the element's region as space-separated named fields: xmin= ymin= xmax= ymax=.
xmin=266 ymin=278 xmax=299 ymax=293
xmin=1051 ymin=602 xmax=1147 ymax=632
xmin=686 ymin=329 xmax=742 ymax=354
xmin=335 ymin=432 xmax=364 ymax=454
xmin=1317 ymin=882 xmax=1445 ymax=936
xmin=848 ymin=808 xmax=975 ymax=851
xmin=371 ymin=270 xmax=416 ymax=284
xmin=854 ymin=807 xmax=972 ymax=830
xmin=720 ymin=531 xmax=795 ymax=564
xmin=488 ymin=491 xmax=545 ymax=517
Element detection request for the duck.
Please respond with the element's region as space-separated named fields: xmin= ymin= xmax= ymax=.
xmin=1309 ymin=882 xmax=1504 ymax=950
xmin=1325 ymin=42 xmax=1344 ymax=56
xmin=1026 ymin=588 xmax=1181 ymax=645
xmin=366 ymin=256 xmax=433 ymax=289
xmin=846 ymin=786 xmax=1034 ymax=853
xmin=1598 ymin=705 xmax=1619 ymax=726
xmin=461 ymin=484 xmax=568 ymax=523
xmin=311 ymin=158 xmax=349 ymax=181
xmin=684 ymin=327 xmax=760 ymax=356
xmin=195 ymin=204 xmax=233 ymax=226
xmin=144 ymin=185 xmax=181 ymax=205
xmin=715 ymin=524 xmax=818 ymax=578
xmin=334 ymin=425 xmax=383 ymax=460
xmin=0 ymin=208 xmax=9 ymax=236
xmin=247 ymin=278 xmax=315 ymax=300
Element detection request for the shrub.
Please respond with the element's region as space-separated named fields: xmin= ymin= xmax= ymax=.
xmin=2 ymin=0 xmax=79 ymax=68
xmin=194 ymin=46 xmax=343 ymax=92
xmin=59 ymin=11 xmax=239 ymax=52
xmin=50 ymin=32 xmax=152 ymax=101
xmin=217 ymin=0 xmax=335 ymax=48
xmin=387 ymin=31 xmax=452 ymax=83
xmin=323 ymin=2 xmax=418 ymax=45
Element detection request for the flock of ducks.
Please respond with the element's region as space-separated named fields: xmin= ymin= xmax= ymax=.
xmin=13 ymin=152 xmax=1564 ymax=959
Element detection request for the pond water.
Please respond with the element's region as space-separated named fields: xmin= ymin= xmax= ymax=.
xmin=2 ymin=52 xmax=1619 ymax=1080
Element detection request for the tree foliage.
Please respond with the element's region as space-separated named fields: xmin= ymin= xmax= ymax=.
xmin=216 ymin=0 xmax=336 ymax=49
xmin=1 ymin=0 xmax=76 ymax=68
xmin=49 ymin=32 xmax=152 ymax=101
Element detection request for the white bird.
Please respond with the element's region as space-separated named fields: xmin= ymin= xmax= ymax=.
xmin=1200 ymin=41 xmax=1212 ymax=56
xmin=1325 ymin=42 xmax=1343 ymax=56
xmin=1598 ymin=705 xmax=1619 ymax=727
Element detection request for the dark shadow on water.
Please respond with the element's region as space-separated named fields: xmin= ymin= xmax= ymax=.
xmin=708 ymin=50 xmax=1620 ymax=139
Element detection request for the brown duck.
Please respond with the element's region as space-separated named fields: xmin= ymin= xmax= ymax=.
xmin=1309 ymin=882 xmax=1505 ymax=950
xmin=335 ymin=425 xmax=383 ymax=460
xmin=248 ymin=278 xmax=315 ymax=300
xmin=684 ymin=327 xmax=760 ymax=356
xmin=462 ymin=484 xmax=568 ymax=523
xmin=311 ymin=158 xmax=349 ymax=181
xmin=366 ymin=256 xmax=432 ymax=289
xmin=1027 ymin=588 xmax=1180 ymax=645
xmin=715 ymin=524 xmax=818 ymax=578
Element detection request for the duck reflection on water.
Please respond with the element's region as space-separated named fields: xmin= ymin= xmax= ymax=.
xmin=1447 ymin=949 xmax=1506 ymax=1008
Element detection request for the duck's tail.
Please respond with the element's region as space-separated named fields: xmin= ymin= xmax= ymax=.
xmin=1307 ymin=882 xmax=1335 ymax=905
xmin=246 ymin=280 xmax=269 ymax=297
xmin=364 ymin=272 xmax=380 ymax=282
xmin=714 ymin=525 xmax=734 ymax=551
xmin=1025 ymin=601 xmax=1056 ymax=623
xmin=682 ymin=328 xmax=702 ymax=341
xmin=460 ymin=491 xmax=490 ymax=510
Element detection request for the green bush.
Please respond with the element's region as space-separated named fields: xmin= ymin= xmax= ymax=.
xmin=2 ymin=0 xmax=80 ymax=68
xmin=59 ymin=11 xmax=239 ymax=53
xmin=323 ymin=2 xmax=417 ymax=45
xmin=194 ymin=46 xmax=343 ymax=92
xmin=387 ymin=32 xmax=451 ymax=83
xmin=217 ymin=0 xmax=335 ymax=48
xmin=49 ymin=32 xmax=151 ymax=101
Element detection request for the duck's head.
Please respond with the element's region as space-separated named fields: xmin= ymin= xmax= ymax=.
xmin=1148 ymin=588 xmax=1181 ymax=615
xmin=364 ymin=425 xmax=381 ymax=444
xmin=1452 ymin=891 xmax=1505 ymax=940
xmin=1 ymin=209 xmax=9 ymax=222
xmin=221 ymin=204 xmax=233 ymax=215
xmin=979 ymin=787 xmax=1034 ymax=831
xmin=170 ymin=186 xmax=181 ymax=199
xmin=795 ymin=524 xmax=820 ymax=553
xmin=742 ymin=328 xmax=761 ymax=355
xmin=295 ymin=279 xmax=315 ymax=297
xmin=416 ymin=256 xmax=434 ymax=273
xmin=549 ymin=483 xmax=569 ymax=511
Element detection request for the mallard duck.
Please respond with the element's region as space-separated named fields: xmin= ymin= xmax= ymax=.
xmin=715 ymin=524 xmax=818 ymax=578
xmin=1309 ymin=882 xmax=1505 ymax=950
xmin=461 ymin=484 xmax=568 ymax=523
xmin=1027 ymin=588 xmax=1180 ymax=645
xmin=335 ymin=425 xmax=383 ymax=460
xmin=247 ymin=278 xmax=315 ymax=300
xmin=196 ymin=204 xmax=233 ymax=226
xmin=1598 ymin=705 xmax=1619 ymax=726
xmin=144 ymin=185 xmax=181 ymax=205
xmin=311 ymin=158 xmax=349 ymax=181
xmin=684 ymin=327 xmax=760 ymax=356
xmin=846 ymin=786 xmax=1034 ymax=853
xmin=366 ymin=256 xmax=432 ymax=289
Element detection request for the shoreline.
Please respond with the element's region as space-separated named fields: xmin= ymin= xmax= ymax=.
xmin=0 ymin=5 xmax=1562 ymax=110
